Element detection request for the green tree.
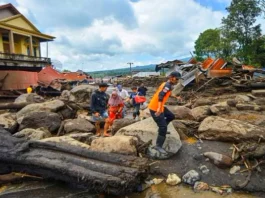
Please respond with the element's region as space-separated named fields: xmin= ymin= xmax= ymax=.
xmin=62 ymin=69 xmax=71 ymax=72
xmin=194 ymin=28 xmax=222 ymax=59
xmin=252 ymin=35 xmax=265 ymax=67
xmin=221 ymin=0 xmax=262 ymax=62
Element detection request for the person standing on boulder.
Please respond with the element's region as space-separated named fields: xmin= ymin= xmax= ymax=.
xmin=90 ymin=83 xmax=109 ymax=136
xmin=148 ymin=71 xmax=181 ymax=155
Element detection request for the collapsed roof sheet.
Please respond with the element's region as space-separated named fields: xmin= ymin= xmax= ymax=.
xmin=0 ymin=70 xmax=38 ymax=90
xmin=62 ymin=72 xmax=88 ymax=81
xmin=38 ymin=66 xmax=64 ymax=86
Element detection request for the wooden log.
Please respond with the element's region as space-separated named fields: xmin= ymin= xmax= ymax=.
xmin=29 ymin=141 xmax=148 ymax=169
xmin=0 ymin=172 xmax=42 ymax=184
xmin=0 ymin=127 xmax=149 ymax=195
xmin=0 ymin=102 xmax=30 ymax=110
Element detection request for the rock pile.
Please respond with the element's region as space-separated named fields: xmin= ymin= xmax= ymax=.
xmin=116 ymin=76 xmax=167 ymax=87
xmin=1 ymin=80 xmax=265 ymax=196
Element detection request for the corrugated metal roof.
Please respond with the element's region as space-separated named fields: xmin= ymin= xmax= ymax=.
xmin=133 ymin=72 xmax=160 ymax=77
xmin=38 ymin=66 xmax=64 ymax=86
xmin=62 ymin=72 xmax=87 ymax=81
xmin=0 ymin=70 xmax=38 ymax=90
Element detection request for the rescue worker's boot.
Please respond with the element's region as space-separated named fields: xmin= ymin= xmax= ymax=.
xmin=95 ymin=122 xmax=101 ymax=137
xmin=154 ymin=135 xmax=168 ymax=155
xmin=103 ymin=121 xmax=111 ymax=137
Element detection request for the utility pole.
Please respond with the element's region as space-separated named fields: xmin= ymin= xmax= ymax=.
xmin=127 ymin=62 xmax=133 ymax=77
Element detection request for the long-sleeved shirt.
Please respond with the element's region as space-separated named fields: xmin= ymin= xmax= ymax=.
xmin=138 ymin=86 xmax=148 ymax=96
xmin=148 ymin=81 xmax=173 ymax=112
xmin=116 ymin=88 xmax=129 ymax=100
xmin=130 ymin=91 xmax=143 ymax=106
xmin=158 ymin=81 xmax=173 ymax=102
xmin=90 ymin=90 xmax=109 ymax=114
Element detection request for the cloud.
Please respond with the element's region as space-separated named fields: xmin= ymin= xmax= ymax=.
xmin=15 ymin=0 xmax=138 ymax=29
xmin=14 ymin=0 xmax=233 ymax=71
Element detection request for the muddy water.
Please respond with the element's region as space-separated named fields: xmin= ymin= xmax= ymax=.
xmin=129 ymin=183 xmax=255 ymax=198
xmin=0 ymin=181 xmax=256 ymax=198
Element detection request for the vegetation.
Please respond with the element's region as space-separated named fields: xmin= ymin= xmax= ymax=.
xmin=87 ymin=64 xmax=156 ymax=78
xmin=194 ymin=0 xmax=265 ymax=67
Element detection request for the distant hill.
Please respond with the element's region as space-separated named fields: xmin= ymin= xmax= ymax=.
xmin=87 ymin=57 xmax=192 ymax=78
xmin=87 ymin=64 xmax=156 ymax=77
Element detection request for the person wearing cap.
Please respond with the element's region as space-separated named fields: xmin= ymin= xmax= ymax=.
xmin=90 ymin=83 xmax=109 ymax=136
xmin=148 ymin=71 xmax=182 ymax=156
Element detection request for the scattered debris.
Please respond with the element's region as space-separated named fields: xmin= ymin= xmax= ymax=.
xmin=166 ymin=173 xmax=181 ymax=186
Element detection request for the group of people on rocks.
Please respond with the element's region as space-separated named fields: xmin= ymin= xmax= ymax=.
xmin=90 ymin=83 xmax=148 ymax=137
xmin=90 ymin=71 xmax=182 ymax=156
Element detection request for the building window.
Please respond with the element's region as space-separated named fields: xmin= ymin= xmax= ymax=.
xmin=25 ymin=38 xmax=39 ymax=56
xmin=2 ymin=33 xmax=9 ymax=42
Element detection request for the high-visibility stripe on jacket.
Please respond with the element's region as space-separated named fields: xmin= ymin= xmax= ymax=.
xmin=148 ymin=82 xmax=171 ymax=112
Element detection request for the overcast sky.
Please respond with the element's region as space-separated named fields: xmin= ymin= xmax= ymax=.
xmin=2 ymin=0 xmax=234 ymax=71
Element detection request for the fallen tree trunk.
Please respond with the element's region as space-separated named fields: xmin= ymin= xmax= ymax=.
xmin=0 ymin=102 xmax=30 ymax=110
xmin=0 ymin=127 xmax=149 ymax=195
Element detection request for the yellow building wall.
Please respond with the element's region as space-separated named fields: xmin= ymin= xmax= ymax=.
xmin=20 ymin=37 xmax=27 ymax=55
xmin=5 ymin=17 xmax=36 ymax=32
xmin=0 ymin=33 xmax=4 ymax=52
xmin=14 ymin=35 xmax=22 ymax=54
xmin=18 ymin=36 xmax=40 ymax=57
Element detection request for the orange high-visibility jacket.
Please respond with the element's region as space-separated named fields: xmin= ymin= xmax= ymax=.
xmin=148 ymin=82 xmax=171 ymax=112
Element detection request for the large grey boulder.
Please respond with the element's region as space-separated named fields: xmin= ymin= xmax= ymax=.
xmin=13 ymin=127 xmax=51 ymax=140
xmin=69 ymin=85 xmax=96 ymax=103
xmin=19 ymin=111 xmax=62 ymax=133
xmin=64 ymin=133 xmax=94 ymax=144
xmin=236 ymin=103 xmax=262 ymax=111
xmin=64 ymin=118 xmax=95 ymax=133
xmin=38 ymin=136 xmax=91 ymax=149
xmin=192 ymin=98 xmax=214 ymax=108
xmin=111 ymin=118 xmax=136 ymax=134
xmin=60 ymin=90 xmax=71 ymax=101
xmin=182 ymin=170 xmax=201 ymax=185
xmin=191 ymin=106 xmax=211 ymax=121
xmin=198 ymin=116 xmax=265 ymax=142
xmin=254 ymin=98 xmax=265 ymax=105
xmin=14 ymin=93 xmax=44 ymax=103
xmin=115 ymin=118 xmax=182 ymax=154
xmin=0 ymin=113 xmax=18 ymax=133
xmin=209 ymin=102 xmax=230 ymax=115
xmin=90 ymin=136 xmax=138 ymax=156
xmin=235 ymin=95 xmax=251 ymax=103
xmin=16 ymin=100 xmax=64 ymax=123
xmin=172 ymin=120 xmax=189 ymax=140
xmin=166 ymin=106 xmax=194 ymax=120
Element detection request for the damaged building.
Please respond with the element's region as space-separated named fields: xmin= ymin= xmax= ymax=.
xmin=0 ymin=3 xmax=54 ymax=94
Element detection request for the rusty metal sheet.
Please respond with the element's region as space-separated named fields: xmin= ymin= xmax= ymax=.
xmin=209 ymin=69 xmax=233 ymax=78
xmin=61 ymin=72 xmax=87 ymax=81
xmin=201 ymin=57 xmax=214 ymax=71
xmin=210 ymin=58 xmax=227 ymax=70
xmin=38 ymin=66 xmax=64 ymax=86
xmin=242 ymin=65 xmax=255 ymax=70
xmin=0 ymin=70 xmax=38 ymax=90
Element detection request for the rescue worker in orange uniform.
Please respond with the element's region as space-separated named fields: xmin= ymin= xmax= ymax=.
xmin=148 ymin=71 xmax=182 ymax=155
